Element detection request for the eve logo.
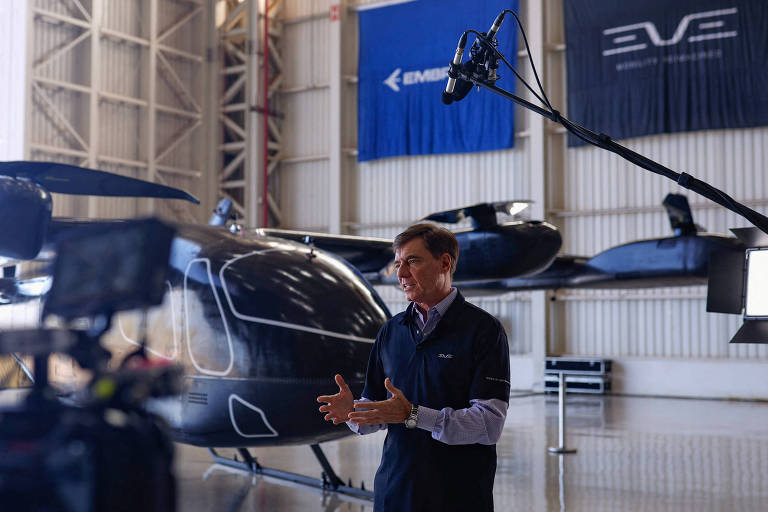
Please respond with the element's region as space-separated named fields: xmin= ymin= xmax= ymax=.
xmin=602 ymin=7 xmax=738 ymax=57
xmin=438 ymin=353 xmax=454 ymax=359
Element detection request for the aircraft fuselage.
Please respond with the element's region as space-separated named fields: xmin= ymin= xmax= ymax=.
xmin=97 ymin=224 xmax=390 ymax=447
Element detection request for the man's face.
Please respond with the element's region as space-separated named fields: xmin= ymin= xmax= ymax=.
xmin=394 ymin=237 xmax=451 ymax=306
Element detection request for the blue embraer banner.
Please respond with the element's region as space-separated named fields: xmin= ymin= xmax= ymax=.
xmin=563 ymin=0 xmax=768 ymax=146
xmin=357 ymin=0 xmax=518 ymax=162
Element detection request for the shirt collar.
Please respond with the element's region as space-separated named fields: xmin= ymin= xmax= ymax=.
xmin=433 ymin=287 xmax=458 ymax=317
xmin=408 ymin=287 xmax=457 ymax=322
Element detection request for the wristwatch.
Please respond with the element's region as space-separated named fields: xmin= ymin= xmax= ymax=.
xmin=404 ymin=404 xmax=418 ymax=429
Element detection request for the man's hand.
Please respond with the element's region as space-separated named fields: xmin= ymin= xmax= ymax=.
xmin=316 ymin=374 xmax=355 ymax=425
xmin=348 ymin=378 xmax=412 ymax=426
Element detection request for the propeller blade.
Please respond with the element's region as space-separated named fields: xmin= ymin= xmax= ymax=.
xmin=0 ymin=161 xmax=199 ymax=204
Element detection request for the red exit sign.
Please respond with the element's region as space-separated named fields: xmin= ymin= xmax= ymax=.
xmin=330 ymin=4 xmax=340 ymax=21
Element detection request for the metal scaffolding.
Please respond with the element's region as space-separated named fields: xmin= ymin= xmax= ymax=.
xmin=216 ymin=0 xmax=283 ymax=228
xmin=27 ymin=0 xmax=208 ymax=222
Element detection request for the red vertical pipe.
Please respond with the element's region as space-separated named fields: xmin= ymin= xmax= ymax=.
xmin=261 ymin=0 xmax=270 ymax=227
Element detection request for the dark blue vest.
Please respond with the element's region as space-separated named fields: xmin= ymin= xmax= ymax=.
xmin=363 ymin=292 xmax=510 ymax=512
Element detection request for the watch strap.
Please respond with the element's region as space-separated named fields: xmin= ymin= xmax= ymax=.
xmin=405 ymin=404 xmax=418 ymax=428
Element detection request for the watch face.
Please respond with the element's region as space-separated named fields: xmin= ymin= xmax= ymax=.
xmin=405 ymin=418 xmax=417 ymax=429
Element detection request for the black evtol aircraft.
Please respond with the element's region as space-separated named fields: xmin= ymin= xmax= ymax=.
xmin=454 ymin=194 xmax=747 ymax=294
xmin=0 ymin=161 xmax=562 ymax=496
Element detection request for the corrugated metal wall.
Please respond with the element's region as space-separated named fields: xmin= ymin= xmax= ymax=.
xmin=280 ymin=1 xmax=332 ymax=230
xmin=542 ymin=0 xmax=768 ymax=361
xmin=556 ymin=128 xmax=768 ymax=360
xmin=27 ymin=0 xmax=209 ymax=222
xmin=0 ymin=0 xmax=27 ymax=160
xmin=352 ymin=148 xmax=531 ymax=238
xmin=275 ymin=0 xmax=768 ymax=366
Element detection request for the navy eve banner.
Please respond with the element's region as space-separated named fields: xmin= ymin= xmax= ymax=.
xmin=563 ymin=0 xmax=768 ymax=147
xmin=357 ymin=0 xmax=518 ymax=162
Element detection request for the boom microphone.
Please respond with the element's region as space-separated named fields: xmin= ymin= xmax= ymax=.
xmin=442 ymin=13 xmax=506 ymax=105
xmin=442 ymin=32 xmax=468 ymax=105
xmin=478 ymin=12 xmax=505 ymax=82
xmin=484 ymin=12 xmax=505 ymax=57
xmin=468 ymin=12 xmax=506 ymax=68
xmin=449 ymin=76 xmax=474 ymax=103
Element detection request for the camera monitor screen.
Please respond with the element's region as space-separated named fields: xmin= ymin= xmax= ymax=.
xmin=44 ymin=218 xmax=175 ymax=320
xmin=744 ymin=248 xmax=768 ymax=318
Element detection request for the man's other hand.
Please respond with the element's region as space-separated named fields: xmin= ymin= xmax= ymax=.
xmin=348 ymin=378 xmax=412 ymax=426
xmin=317 ymin=374 xmax=355 ymax=425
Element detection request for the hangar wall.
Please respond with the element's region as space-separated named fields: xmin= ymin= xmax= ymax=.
xmin=23 ymin=0 xmax=214 ymax=222
xmin=278 ymin=0 xmax=545 ymax=369
xmin=0 ymin=0 xmax=27 ymax=160
xmin=542 ymin=3 xmax=768 ymax=372
xmin=12 ymin=1 xmax=768 ymax=397
xmin=276 ymin=0 xmax=768 ymax=398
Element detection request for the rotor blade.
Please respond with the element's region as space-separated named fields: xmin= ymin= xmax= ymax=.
xmin=0 ymin=161 xmax=199 ymax=204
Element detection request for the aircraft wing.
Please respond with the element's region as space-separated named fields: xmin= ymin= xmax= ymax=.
xmin=255 ymin=228 xmax=394 ymax=274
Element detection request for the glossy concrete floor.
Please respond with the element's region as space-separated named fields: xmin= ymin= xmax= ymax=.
xmin=175 ymin=394 xmax=768 ymax=511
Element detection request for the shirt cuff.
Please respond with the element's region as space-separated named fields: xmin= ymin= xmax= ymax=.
xmin=416 ymin=405 xmax=441 ymax=432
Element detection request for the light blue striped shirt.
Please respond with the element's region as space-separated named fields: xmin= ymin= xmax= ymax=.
xmin=412 ymin=287 xmax=457 ymax=337
xmin=348 ymin=288 xmax=508 ymax=445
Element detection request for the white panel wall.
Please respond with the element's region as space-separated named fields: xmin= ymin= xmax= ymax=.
xmin=278 ymin=159 xmax=330 ymax=229
xmin=352 ymin=147 xmax=530 ymax=237
xmin=283 ymin=0 xmax=333 ymax=20
xmin=557 ymin=124 xmax=768 ymax=362
xmin=0 ymin=0 xmax=28 ymax=160
xmin=282 ymin=88 xmax=330 ymax=158
xmin=282 ymin=11 xmax=330 ymax=86
xmin=279 ymin=3 xmax=333 ymax=232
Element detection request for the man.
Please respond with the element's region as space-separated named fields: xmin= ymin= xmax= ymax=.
xmin=317 ymin=223 xmax=510 ymax=512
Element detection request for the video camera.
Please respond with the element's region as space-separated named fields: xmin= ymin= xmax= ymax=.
xmin=0 ymin=218 xmax=180 ymax=512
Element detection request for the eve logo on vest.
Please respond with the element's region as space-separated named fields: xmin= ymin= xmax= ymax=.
xmin=383 ymin=66 xmax=450 ymax=92
xmin=602 ymin=7 xmax=738 ymax=57
xmin=438 ymin=353 xmax=454 ymax=359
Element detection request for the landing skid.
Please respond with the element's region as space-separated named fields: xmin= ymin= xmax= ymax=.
xmin=207 ymin=443 xmax=373 ymax=501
